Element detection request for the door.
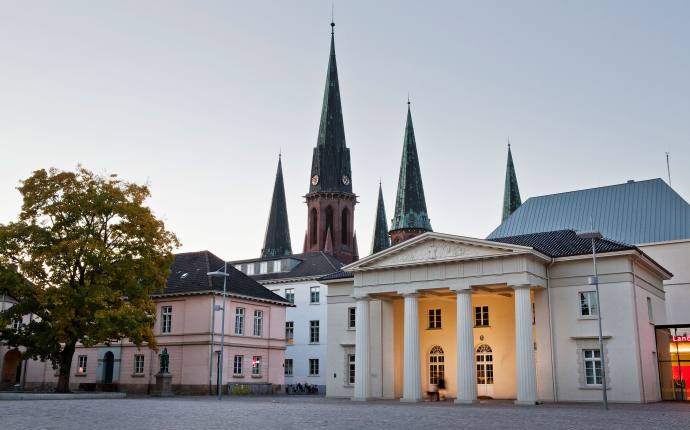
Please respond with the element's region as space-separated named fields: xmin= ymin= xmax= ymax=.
xmin=476 ymin=344 xmax=494 ymax=398
xmin=103 ymin=351 xmax=114 ymax=384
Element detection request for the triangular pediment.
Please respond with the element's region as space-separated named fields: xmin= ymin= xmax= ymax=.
xmin=345 ymin=232 xmax=539 ymax=271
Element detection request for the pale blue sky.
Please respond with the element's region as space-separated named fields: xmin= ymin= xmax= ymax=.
xmin=1 ymin=1 xmax=688 ymax=261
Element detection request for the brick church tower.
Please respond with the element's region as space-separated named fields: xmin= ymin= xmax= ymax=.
xmin=303 ymin=22 xmax=358 ymax=264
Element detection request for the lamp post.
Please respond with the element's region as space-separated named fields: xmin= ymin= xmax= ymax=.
xmin=207 ymin=261 xmax=230 ymax=400
xmin=576 ymin=230 xmax=608 ymax=410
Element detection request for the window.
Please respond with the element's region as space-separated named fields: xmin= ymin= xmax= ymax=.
xmin=246 ymin=264 xmax=254 ymax=275
xmin=341 ymin=208 xmax=349 ymax=244
xmin=252 ymin=356 xmax=261 ymax=375
xmin=284 ymin=359 xmax=293 ymax=376
xmin=428 ymin=308 xmax=442 ymax=329
xmin=233 ymin=355 xmax=243 ymax=375
xmin=161 ymin=306 xmax=172 ymax=333
xmin=309 ymin=320 xmax=320 ymax=343
xmin=11 ymin=318 xmax=22 ymax=330
xmin=310 ymin=286 xmax=320 ymax=304
xmin=347 ymin=354 xmax=355 ymax=385
xmin=134 ymin=354 xmax=145 ymax=375
xmin=532 ymin=302 xmax=536 ymax=325
xmin=647 ymin=297 xmax=654 ymax=323
xmin=285 ymin=321 xmax=294 ymax=342
xmin=583 ymin=349 xmax=602 ymax=385
xmin=579 ymin=291 xmax=598 ymax=317
xmin=475 ymin=306 xmax=489 ymax=327
xmin=260 ymin=261 xmax=268 ymax=274
xmin=285 ymin=288 xmax=295 ymax=304
xmin=235 ymin=308 xmax=245 ymax=335
xmin=77 ymin=355 xmax=88 ymax=374
xmin=348 ymin=307 xmax=356 ymax=329
xmin=253 ymin=310 xmax=263 ymax=336
xmin=309 ymin=358 xmax=319 ymax=376
xmin=429 ymin=345 xmax=445 ymax=385
xmin=234 ymin=264 xmax=242 ymax=271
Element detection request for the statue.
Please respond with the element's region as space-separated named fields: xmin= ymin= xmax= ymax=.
xmin=159 ymin=348 xmax=169 ymax=374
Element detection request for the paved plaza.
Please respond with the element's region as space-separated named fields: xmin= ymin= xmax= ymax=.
xmin=1 ymin=396 xmax=689 ymax=430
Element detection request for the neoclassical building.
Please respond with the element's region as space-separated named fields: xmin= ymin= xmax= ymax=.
xmin=324 ymin=230 xmax=670 ymax=403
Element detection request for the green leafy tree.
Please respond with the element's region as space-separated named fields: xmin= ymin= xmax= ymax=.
xmin=0 ymin=167 xmax=179 ymax=392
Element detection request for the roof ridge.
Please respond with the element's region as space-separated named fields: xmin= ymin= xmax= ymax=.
xmin=525 ymin=178 xmax=663 ymax=202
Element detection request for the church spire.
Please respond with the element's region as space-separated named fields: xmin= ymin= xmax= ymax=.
xmin=261 ymin=155 xmax=292 ymax=258
xmin=502 ymin=141 xmax=522 ymax=221
xmin=371 ymin=182 xmax=391 ymax=254
xmin=308 ymin=21 xmax=353 ymax=194
xmin=390 ymin=102 xmax=432 ymax=245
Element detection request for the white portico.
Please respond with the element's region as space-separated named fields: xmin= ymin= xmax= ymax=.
xmin=324 ymin=231 xmax=670 ymax=404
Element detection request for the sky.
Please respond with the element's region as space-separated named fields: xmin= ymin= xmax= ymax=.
xmin=1 ymin=1 xmax=689 ymax=261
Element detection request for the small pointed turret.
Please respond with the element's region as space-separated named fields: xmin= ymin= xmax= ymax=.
xmin=371 ymin=182 xmax=391 ymax=254
xmin=261 ymin=155 xmax=292 ymax=258
xmin=502 ymin=142 xmax=522 ymax=221
xmin=390 ymin=101 xmax=432 ymax=245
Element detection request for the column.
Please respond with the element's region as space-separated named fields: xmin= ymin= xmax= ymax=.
xmin=401 ymin=292 xmax=421 ymax=402
xmin=513 ymin=284 xmax=537 ymax=405
xmin=455 ymin=289 xmax=478 ymax=404
xmin=353 ymin=296 xmax=370 ymax=401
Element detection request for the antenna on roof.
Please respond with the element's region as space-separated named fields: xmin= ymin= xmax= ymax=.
xmin=666 ymin=152 xmax=672 ymax=186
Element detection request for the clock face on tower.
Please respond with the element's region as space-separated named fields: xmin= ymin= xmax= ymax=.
xmin=311 ymin=175 xmax=319 ymax=186
xmin=341 ymin=175 xmax=350 ymax=186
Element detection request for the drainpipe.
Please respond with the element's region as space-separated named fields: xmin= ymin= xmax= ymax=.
xmin=545 ymin=261 xmax=559 ymax=402
xmin=630 ymin=260 xmax=646 ymax=403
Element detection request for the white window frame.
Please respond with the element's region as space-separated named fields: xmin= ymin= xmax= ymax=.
xmin=309 ymin=320 xmax=320 ymax=344
xmin=309 ymin=358 xmax=319 ymax=376
xmin=235 ymin=307 xmax=245 ymax=335
xmin=11 ymin=318 xmax=22 ymax=331
xmin=77 ymin=355 xmax=88 ymax=375
xmin=233 ymin=355 xmax=243 ymax=375
xmin=583 ymin=349 xmax=603 ymax=386
xmin=474 ymin=305 xmax=489 ymax=327
xmin=428 ymin=308 xmax=442 ymax=329
xmin=252 ymin=356 xmax=262 ymax=376
xmin=284 ymin=358 xmax=293 ymax=376
xmin=161 ymin=306 xmax=172 ymax=334
xmin=253 ymin=310 xmax=263 ymax=337
xmin=246 ymin=264 xmax=255 ymax=275
xmin=259 ymin=261 xmax=268 ymax=274
xmin=310 ymin=286 xmax=320 ymax=304
xmin=285 ymin=321 xmax=294 ymax=342
xmin=285 ymin=288 xmax=295 ymax=304
xmin=348 ymin=307 xmax=356 ymax=329
xmin=579 ymin=291 xmax=598 ymax=317
xmin=347 ymin=354 xmax=355 ymax=385
xmin=134 ymin=354 xmax=145 ymax=375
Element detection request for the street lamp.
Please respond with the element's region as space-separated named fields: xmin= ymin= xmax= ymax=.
xmin=207 ymin=261 xmax=230 ymax=400
xmin=576 ymin=230 xmax=608 ymax=410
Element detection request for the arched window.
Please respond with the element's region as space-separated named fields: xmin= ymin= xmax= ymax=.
xmin=341 ymin=208 xmax=349 ymax=244
xmin=428 ymin=345 xmax=445 ymax=385
xmin=476 ymin=344 xmax=494 ymax=385
xmin=325 ymin=206 xmax=334 ymax=240
xmin=310 ymin=208 xmax=318 ymax=245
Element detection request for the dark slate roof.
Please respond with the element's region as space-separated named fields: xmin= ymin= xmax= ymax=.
xmin=232 ymin=252 xmax=344 ymax=282
xmin=261 ymin=155 xmax=292 ymax=258
xmin=502 ymin=144 xmax=522 ymax=222
xmin=488 ymin=229 xmax=635 ymax=258
xmin=390 ymin=103 xmax=432 ymax=232
xmin=163 ymin=251 xmax=291 ymax=304
xmin=308 ymin=23 xmax=353 ymax=195
xmin=488 ymin=179 xmax=690 ymax=245
xmin=371 ymin=183 xmax=391 ymax=254
xmin=319 ymin=270 xmax=354 ymax=281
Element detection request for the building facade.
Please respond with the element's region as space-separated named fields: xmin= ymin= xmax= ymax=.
xmin=2 ymin=251 xmax=291 ymax=394
xmin=324 ymin=231 xmax=670 ymax=403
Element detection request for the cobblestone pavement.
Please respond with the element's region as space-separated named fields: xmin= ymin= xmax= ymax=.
xmin=1 ymin=396 xmax=689 ymax=430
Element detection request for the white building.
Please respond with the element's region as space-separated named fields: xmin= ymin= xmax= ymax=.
xmin=324 ymin=230 xmax=671 ymax=403
xmin=233 ymin=252 xmax=343 ymax=393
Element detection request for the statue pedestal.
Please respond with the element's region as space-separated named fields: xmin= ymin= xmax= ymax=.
xmin=152 ymin=373 xmax=173 ymax=397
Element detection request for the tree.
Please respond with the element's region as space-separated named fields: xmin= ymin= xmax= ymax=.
xmin=0 ymin=167 xmax=179 ymax=392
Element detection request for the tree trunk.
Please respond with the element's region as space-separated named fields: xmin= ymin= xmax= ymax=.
xmin=56 ymin=343 xmax=76 ymax=393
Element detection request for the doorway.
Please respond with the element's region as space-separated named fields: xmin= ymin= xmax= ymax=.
xmin=476 ymin=344 xmax=494 ymax=398
xmin=103 ymin=351 xmax=114 ymax=384
xmin=1 ymin=349 xmax=22 ymax=388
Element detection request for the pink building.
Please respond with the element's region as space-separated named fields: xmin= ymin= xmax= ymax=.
xmin=3 ymin=251 xmax=292 ymax=394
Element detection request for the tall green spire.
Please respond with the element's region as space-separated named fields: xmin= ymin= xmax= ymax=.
xmin=390 ymin=102 xmax=432 ymax=239
xmin=262 ymin=155 xmax=292 ymax=258
xmin=371 ymin=182 xmax=391 ymax=254
xmin=308 ymin=22 xmax=353 ymax=194
xmin=502 ymin=142 xmax=522 ymax=221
